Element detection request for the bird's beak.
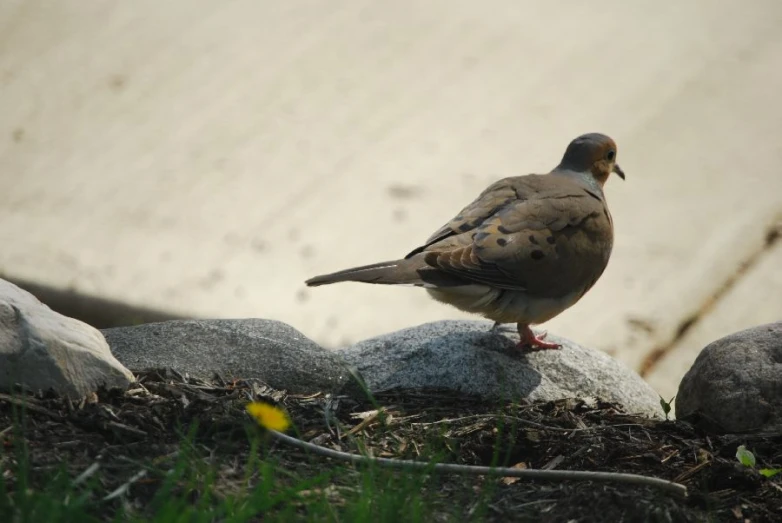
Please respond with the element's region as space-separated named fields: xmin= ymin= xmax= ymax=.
xmin=613 ymin=164 xmax=625 ymax=180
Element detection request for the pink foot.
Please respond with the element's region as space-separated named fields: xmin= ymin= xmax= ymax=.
xmin=516 ymin=324 xmax=561 ymax=351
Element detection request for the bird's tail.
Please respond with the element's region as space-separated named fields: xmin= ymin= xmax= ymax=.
xmin=305 ymin=259 xmax=425 ymax=287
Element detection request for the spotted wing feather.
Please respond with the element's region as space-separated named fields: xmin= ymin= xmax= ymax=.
xmin=420 ymin=175 xmax=614 ymax=297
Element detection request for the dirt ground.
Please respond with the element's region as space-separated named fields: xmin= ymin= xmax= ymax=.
xmin=1 ymin=370 xmax=781 ymax=522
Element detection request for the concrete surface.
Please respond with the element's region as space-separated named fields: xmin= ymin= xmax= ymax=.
xmin=1 ymin=1 xmax=782 ymax=389
xmin=647 ymin=239 xmax=782 ymax=401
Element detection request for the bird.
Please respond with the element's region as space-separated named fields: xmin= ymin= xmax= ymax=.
xmin=306 ymin=133 xmax=625 ymax=351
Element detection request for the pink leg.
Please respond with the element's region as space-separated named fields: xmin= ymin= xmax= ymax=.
xmin=516 ymin=323 xmax=561 ymax=351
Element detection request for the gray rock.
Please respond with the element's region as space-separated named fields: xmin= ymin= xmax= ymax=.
xmin=102 ymin=319 xmax=352 ymax=394
xmin=676 ymin=322 xmax=782 ymax=434
xmin=339 ymin=320 xmax=663 ymax=418
xmin=0 ymin=279 xmax=134 ymax=398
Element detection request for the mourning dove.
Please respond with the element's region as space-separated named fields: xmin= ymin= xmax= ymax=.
xmin=306 ymin=133 xmax=625 ymax=351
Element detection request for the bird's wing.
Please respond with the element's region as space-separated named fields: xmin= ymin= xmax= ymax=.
xmin=419 ymin=175 xmax=613 ymax=296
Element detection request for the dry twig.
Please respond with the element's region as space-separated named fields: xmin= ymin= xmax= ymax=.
xmin=269 ymin=429 xmax=688 ymax=498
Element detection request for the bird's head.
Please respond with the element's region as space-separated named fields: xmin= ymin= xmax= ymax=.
xmin=557 ymin=133 xmax=625 ymax=186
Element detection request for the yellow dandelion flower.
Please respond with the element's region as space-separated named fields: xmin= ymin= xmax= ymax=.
xmin=246 ymin=402 xmax=291 ymax=432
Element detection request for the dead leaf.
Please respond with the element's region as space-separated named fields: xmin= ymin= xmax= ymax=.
xmin=501 ymin=462 xmax=528 ymax=485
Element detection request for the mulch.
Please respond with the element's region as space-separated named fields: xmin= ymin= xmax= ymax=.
xmin=1 ymin=369 xmax=781 ymax=522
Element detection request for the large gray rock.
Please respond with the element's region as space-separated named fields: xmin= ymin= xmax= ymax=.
xmin=0 ymin=279 xmax=134 ymax=398
xmin=103 ymin=319 xmax=352 ymax=394
xmin=676 ymin=322 xmax=782 ymax=434
xmin=339 ymin=320 xmax=663 ymax=418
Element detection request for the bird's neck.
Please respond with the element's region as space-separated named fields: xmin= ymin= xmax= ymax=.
xmin=550 ymin=168 xmax=606 ymax=195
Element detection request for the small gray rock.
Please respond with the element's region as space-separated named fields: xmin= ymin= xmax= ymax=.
xmin=339 ymin=320 xmax=662 ymax=418
xmin=0 ymin=279 xmax=134 ymax=398
xmin=676 ymin=322 xmax=782 ymax=434
xmin=103 ymin=319 xmax=352 ymax=394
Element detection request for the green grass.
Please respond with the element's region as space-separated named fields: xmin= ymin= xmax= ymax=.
xmin=0 ymin=414 xmax=490 ymax=522
xmin=0 ymin=443 xmax=479 ymax=523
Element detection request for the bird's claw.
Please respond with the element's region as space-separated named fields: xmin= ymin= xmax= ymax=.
xmin=516 ymin=325 xmax=561 ymax=351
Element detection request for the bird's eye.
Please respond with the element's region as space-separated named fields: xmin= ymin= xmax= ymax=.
xmin=606 ymin=150 xmax=616 ymax=161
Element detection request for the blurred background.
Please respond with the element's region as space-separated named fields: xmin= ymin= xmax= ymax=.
xmin=1 ymin=0 xmax=781 ymax=400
